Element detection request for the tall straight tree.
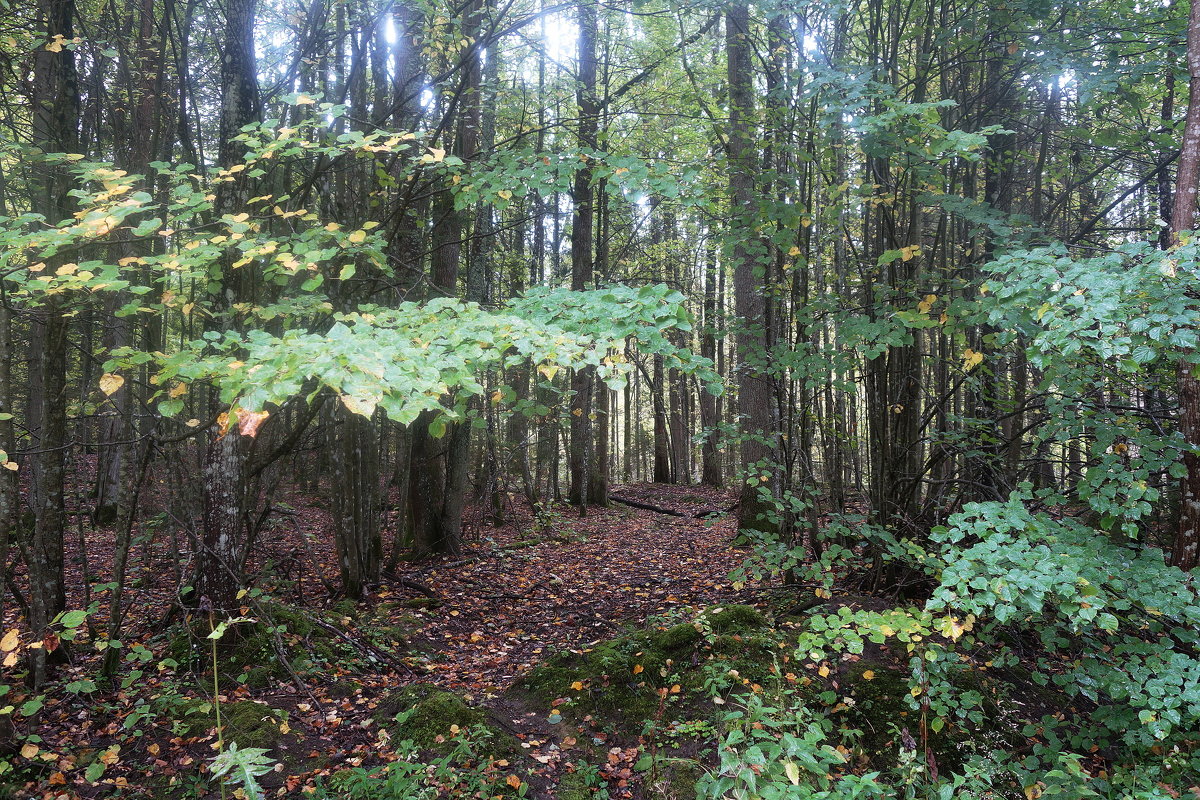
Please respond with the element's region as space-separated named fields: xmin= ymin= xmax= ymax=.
xmin=568 ymin=0 xmax=606 ymax=509
xmin=727 ymin=5 xmax=779 ymax=534
xmin=195 ymin=0 xmax=261 ymax=611
xmin=1171 ymin=0 xmax=1200 ymax=571
xmin=26 ymin=0 xmax=80 ymax=686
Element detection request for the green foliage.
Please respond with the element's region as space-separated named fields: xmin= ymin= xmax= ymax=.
xmin=314 ymin=713 xmax=525 ymax=799
xmin=209 ymin=742 xmax=275 ymax=800
xmin=0 ymin=125 xmax=715 ymax=436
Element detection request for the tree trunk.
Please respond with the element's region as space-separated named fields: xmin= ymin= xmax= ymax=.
xmin=332 ymin=406 xmax=381 ymax=599
xmin=196 ymin=0 xmax=261 ymax=611
xmin=1171 ymin=0 xmax=1200 ymax=571
xmin=569 ymin=0 xmax=600 ymax=510
xmin=727 ymin=6 xmax=779 ymax=535
xmin=26 ymin=0 xmax=80 ymax=686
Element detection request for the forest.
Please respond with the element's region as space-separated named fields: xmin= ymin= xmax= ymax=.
xmin=2 ymin=0 xmax=1200 ymax=796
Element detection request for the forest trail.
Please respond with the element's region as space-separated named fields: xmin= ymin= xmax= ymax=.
xmin=373 ymin=483 xmax=752 ymax=798
xmin=407 ymin=483 xmax=750 ymax=693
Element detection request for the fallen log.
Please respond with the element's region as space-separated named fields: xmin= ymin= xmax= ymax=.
xmin=609 ymin=494 xmax=736 ymax=519
xmin=608 ymin=494 xmax=691 ymax=517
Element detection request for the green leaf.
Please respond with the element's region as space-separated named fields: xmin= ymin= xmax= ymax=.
xmin=58 ymin=610 xmax=87 ymax=629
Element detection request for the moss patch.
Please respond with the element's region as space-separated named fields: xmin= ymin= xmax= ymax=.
xmin=374 ymin=684 xmax=516 ymax=755
xmin=174 ymin=698 xmax=287 ymax=750
xmin=164 ymin=601 xmax=422 ymax=690
xmin=513 ymin=605 xmax=776 ymax=731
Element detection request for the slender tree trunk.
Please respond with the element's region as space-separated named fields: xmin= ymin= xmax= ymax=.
xmin=727 ymin=6 xmax=779 ymax=534
xmin=196 ymin=0 xmax=261 ymax=611
xmin=699 ymin=241 xmax=722 ymax=486
xmin=569 ymin=0 xmax=600 ymax=510
xmin=27 ymin=0 xmax=80 ymax=686
xmin=1171 ymin=0 xmax=1200 ymax=571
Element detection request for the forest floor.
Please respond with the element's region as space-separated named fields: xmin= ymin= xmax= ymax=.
xmin=6 ymin=482 xmax=763 ymax=799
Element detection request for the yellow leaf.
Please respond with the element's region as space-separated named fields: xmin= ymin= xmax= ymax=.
xmin=497 ymin=189 xmax=513 ymax=200
xmin=99 ymin=373 xmax=124 ymax=396
xmin=2 ymin=462 xmax=16 ymax=473
xmin=2 ymin=651 xmax=16 ymax=666
xmin=862 ymin=670 xmax=875 ymax=680
xmin=571 ymin=681 xmax=584 ymax=691
xmin=295 ymin=94 xmax=316 ymax=105
xmin=538 ymin=364 xmax=559 ymax=381
xmin=99 ymin=745 xmax=120 ymax=765
xmin=787 ymin=246 xmax=801 ymax=256
xmin=20 ymin=743 xmax=38 ymax=759
xmin=56 ymin=263 xmax=78 ymax=276
xmin=632 ymin=664 xmax=644 ymax=674
xmin=910 ymin=685 xmax=923 ymax=697
xmin=817 ymin=664 xmax=830 ymax=678
xmin=347 ymin=229 xmax=367 ymax=244
xmin=917 ymin=294 xmax=936 ymax=314
xmin=506 ymin=775 xmax=522 ymax=789
xmin=962 ymin=348 xmax=984 ymax=371
xmin=340 ymin=394 xmax=377 ymax=417
xmin=0 ymin=629 xmax=17 ymax=651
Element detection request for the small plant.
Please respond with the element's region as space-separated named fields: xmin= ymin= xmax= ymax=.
xmin=206 ymin=611 xmax=278 ymax=800
xmin=210 ymin=743 xmax=275 ymax=800
xmin=313 ymin=715 xmax=526 ymax=799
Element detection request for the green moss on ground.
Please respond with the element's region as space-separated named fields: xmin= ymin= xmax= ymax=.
xmin=164 ymin=601 xmax=423 ymax=690
xmin=513 ymin=605 xmax=776 ymax=730
xmin=174 ymin=698 xmax=287 ymax=750
xmin=373 ymin=684 xmax=516 ymax=755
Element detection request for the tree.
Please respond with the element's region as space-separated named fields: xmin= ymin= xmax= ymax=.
xmin=726 ymin=5 xmax=780 ymax=535
xmin=1171 ymin=0 xmax=1200 ymax=571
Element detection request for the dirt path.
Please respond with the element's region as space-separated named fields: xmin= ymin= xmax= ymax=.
xmin=407 ymin=486 xmax=750 ymax=693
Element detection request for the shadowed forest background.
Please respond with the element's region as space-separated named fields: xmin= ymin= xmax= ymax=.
xmin=3 ymin=0 xmax=1200 ymax=797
